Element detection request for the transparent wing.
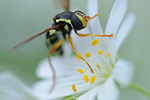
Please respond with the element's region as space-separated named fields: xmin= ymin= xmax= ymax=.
xmin=9 ymin=25 xmax=59 ymax=52
xmin=55 ymin=0 xmax=70 ymax=11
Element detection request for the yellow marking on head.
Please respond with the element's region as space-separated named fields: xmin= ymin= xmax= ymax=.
xmin=77 ymin=69 xmax=84 ymax=74
xmin=90 ymin=75 xmax=96 ymax=84
xmin=72 ymin=84 xmax=77 ymax=92
xmin=56 ymin=19 xmax=71 ymax=24
xmin=75 ymin=13 xmax=87 ymax=28
xmin=85 ymin=52 xmax=91 ymax=58
xmin=64 ymin=25 xmax=69 ymax=31
xmin=49 ymin=30 xmax=56 ymax=35
xmin=84 ymin=75 xmax=89 ymax=83
xmin=98 ymin=50 xmax=103 ymax=55
xmin=106 ymin=53 xmax=111 ymax=57
xmin=91 ymin=39 xmax=99 ymax=46
xmin=96 ymin=64 xmax=101 ymax=70
xmin=76 ymin=53 xmax=82 ymax=60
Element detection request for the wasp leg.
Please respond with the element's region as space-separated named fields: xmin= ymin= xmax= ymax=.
xmin=48 ymin=39 xmax=65 ymax=93
xmin=85 ymin=13 xmax=98 ymax=21
xmin=68 ymin=36 xmax=94 ymax=73
xmin=76 ymin=33 xmax=114 ymax=37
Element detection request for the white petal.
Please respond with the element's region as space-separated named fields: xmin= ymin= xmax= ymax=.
xmin=32 ymin=80 xmax=76 ymax=99
xmin=32 ymin=77 xmax=94 ymax=99
xmin=97 ymin=78 xmax=119 ymax=100
xmin=71 ymin=28 xmax=93 ymax=54
xmin=0 ymin=73 xmax=38 ymax=100
xmin=112 ymin=59 xmax=133 ymax=87
xmin=71 ymin=29 xmax=108 ymax=68
xmin=105 ymin=0 xmax=127 ymax=36
xmin=36 ymin=57 xmax=83 ymax=79
xmin=34 ymin=58 xmax=95 ymax=99
xmin=115 ymin=14 xmax=136 ymax=52
xmin=87 ymin=0 xmax=103 ymax=34
xmin=77 ymin=86 xmax=101 ymax=100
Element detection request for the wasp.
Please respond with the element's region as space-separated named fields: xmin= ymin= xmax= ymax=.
xmin=10 ymin=0 xmax=113 ymax=92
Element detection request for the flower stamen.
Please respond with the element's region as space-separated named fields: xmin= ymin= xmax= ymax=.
xmin=84 ymin=75 xmax=89 ymax=83
xmin=91 ymin=39 xmax=99 ymax=46
xmin=85 ymin=52 xmax=91 ymax=58
xmin=72 ymin=84 xmax=77 ymax=92
xmin=96 ymin=64 xmax=101 ymax=70
xmin=105 ymin=74 xmax=110 ymax=78
xmin=98 ymin=50 xmax=103 ymax=55
xmin=76 ymin=53 xmax=82 ymax=60
xmin=77 ymin=69 xmax=84 ymax=74
xmin=106 ymin=53 xmax=111 ymax=57
xmin=90 ymin=75 xmax=96 ymax=84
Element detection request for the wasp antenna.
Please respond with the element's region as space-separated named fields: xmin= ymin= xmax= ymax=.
xmin=85 ymin=13 xmax=99 ymax=21
xmin=9 ymin=25 xmax=59 ymax=52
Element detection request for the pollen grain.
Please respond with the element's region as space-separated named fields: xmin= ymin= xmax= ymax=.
xmin=90 ymin=75 xmax=96 ymax=84
xmin=91 ymin=39 xmax=99 ymax=46
xmin=77 ymin=69 xmax=84 ymax=74
xmin=98 ymin=50 xmax=103 ymax=55
xmin=72 ymin=84 xmax=77 ymax=92
xmin=76 ymin=53 xmax=82 ymax=60
xmin=84 ymin=75 xmax=89 ymax=83
xmin=106 ymin=53 xmax=111 ymax=57
xmin=96 ymin=64 xmax=101 ymax=70
xmin=85 ymin=52 xmax=91 ymax=58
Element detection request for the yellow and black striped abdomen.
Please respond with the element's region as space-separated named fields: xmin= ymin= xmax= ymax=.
xmin=46 ymin=30 xmax=63 ymax=56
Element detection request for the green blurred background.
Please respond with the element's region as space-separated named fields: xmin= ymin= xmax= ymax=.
xmin=0 ymin=0 xmax=149 ymax=100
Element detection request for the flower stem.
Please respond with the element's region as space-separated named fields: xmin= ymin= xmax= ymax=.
xmin=129 ymin=83 xmax=150 ymax=99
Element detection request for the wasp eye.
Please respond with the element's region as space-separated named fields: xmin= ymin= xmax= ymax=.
xmin=71 ymin=11 xmax=87 ymax=30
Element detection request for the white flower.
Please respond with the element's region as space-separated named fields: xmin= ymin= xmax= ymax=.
xmin=32 ymin=0 xmax=135 ymax=100
xmin=0 ymin=72 xmax=39 ymax=100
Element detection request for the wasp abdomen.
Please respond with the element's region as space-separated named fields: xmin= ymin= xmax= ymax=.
xmin=46 ymin=31 xmax=63 ymax=56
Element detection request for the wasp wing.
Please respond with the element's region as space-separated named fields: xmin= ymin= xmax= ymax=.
xmin=55 ymin=0 xmax=70 ymax=11
xmin=9 ymin=25 xmax=59 ymax=52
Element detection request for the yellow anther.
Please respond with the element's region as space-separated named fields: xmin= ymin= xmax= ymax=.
xmin=90 ymin=75 xmax=96 ymax=84
xmin=91 ymin=39 xmax=99 ymax=46
xmin=85 ymin=52 xmax=91 ymax=58
xmin=107 ymin=69 xmax=112 ymax=73
xmin=72 ymin=84 xmax=77 ymax=92
xmin=106 ymin=53 xmax=111 ymax=57
xmin=84 ymin=75 xmax=89 ymax=83
xmin=98 ymin=50 xmax=103 ymax=55
xmin=105 ymin=74 xmax=110 ymax=78
xmin=96 ymin=64 xmax=101 ymax=70
xmin=77 ymin=69 xmax=84 ymax=74
xmin=76 ymin=53 xmax=82 ymax=60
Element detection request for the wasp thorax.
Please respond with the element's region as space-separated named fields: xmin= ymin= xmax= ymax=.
xmin=71 ymin=11 xmax=88 ymax=30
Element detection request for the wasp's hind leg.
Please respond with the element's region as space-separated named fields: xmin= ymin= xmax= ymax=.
xmin=68 ymin=36 xmax=94 ymax=73
xmin=48 ymin=39 xmax=65 ymax=93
